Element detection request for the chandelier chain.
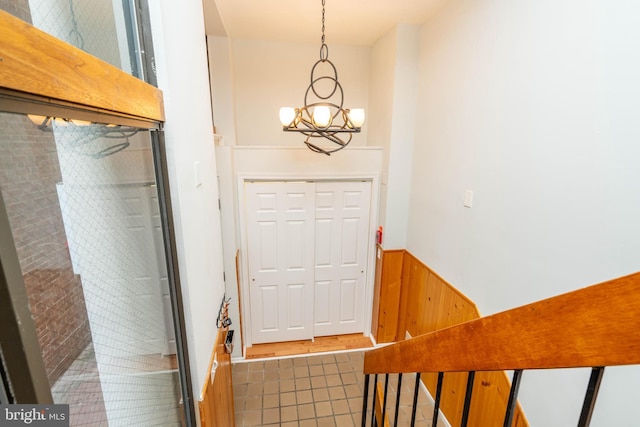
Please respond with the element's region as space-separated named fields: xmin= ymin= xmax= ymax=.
xmin=321 ymin=0 xmax=325 ymax=46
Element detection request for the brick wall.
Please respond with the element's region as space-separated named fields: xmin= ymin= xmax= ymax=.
xmin=0 ymin=112 xmax=92 ymax=385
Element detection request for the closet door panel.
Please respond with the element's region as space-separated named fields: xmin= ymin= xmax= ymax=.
xmin=246 ymin=182 xmax=315 ymax=344
xmin=314 ymin=181 xmax=371 ymax=336
xmin=246 ymin=180 xmax=371 ymax=344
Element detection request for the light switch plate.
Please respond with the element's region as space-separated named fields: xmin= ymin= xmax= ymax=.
xmin=194 ymin=161 xmax=202 ymax=187
xmin=464 ymin=190 xmax=473 ymax=208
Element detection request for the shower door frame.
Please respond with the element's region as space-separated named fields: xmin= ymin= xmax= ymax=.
xmin=0 ymin=8 xmax=196 ymax=425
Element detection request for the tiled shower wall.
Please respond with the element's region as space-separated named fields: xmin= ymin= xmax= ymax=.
xmin=0 ymin=113 xmax=92 ymax=385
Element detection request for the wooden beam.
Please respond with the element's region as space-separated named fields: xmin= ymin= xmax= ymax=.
xmin=364 ymin=272 xmax=640 ymax=374
xmin=0 ymin=10 xmax=164 ymax=122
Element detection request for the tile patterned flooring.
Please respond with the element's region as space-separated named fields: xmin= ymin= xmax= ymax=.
xmin=233 ymin=350 xmax=438 ymax=427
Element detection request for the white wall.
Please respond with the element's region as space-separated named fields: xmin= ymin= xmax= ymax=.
xmin=368 ymin=28 xmax=395 ymax=246
xmin=385 ymin=25 xmax=419 ymax=249
xmin=213 ymin=145 xmax=242 ymax=358
xmin=368 ymin=25 xmax=419 ymax=250
xmin=210 ymin=37 xmax=376 ymax=358
xmin=208 ymin=36 xmax=237 ymax=143
xmin=230 ymin=39 xmax=370 ymax=147
xmin=208 ymin=35 xmax=244 ymax=358
xmin=149 ymin=0 xmax=226 ymax=414
xmin=406 ymin=0 xmax=640 ymax=425
xmin=386 ymin=25 xmax=419 ymax=249
xmin=233 ymin=146 xmax=382 ymax=177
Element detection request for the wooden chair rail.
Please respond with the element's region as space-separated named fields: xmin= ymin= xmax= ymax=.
xmin=364 ymin=272 xmax=640 ymax=374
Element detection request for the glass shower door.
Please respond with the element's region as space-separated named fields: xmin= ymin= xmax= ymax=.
xmin=0 ymin=111 xmax=185 ymax=426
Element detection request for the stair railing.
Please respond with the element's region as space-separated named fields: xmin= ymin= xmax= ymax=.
xmin=362 ymin=272 xmax=640 ymax=427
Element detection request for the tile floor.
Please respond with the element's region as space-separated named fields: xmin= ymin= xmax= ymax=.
xmin=232 ymin=350 xmax=438 ymax=427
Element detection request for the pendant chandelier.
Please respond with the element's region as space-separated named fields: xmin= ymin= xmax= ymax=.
xmin=279 ymin=0 xmax=365 ymax=156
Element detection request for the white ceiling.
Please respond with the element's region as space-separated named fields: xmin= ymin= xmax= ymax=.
xmin=203 ymin=0 xmax=449 ymax=46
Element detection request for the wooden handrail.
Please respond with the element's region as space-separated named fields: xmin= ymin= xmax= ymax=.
xmin=364 ymin=272 xmax=640 ymax=374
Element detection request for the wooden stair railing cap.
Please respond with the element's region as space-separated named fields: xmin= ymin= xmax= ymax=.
xmin=364 ymin=272 xmax=640 ymax=374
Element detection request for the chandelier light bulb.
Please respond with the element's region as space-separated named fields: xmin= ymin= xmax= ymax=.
xmin=312 ymin=106 xmax=331 ymax=127
xmin=347 ymin=109 xmax=365 ymax=128
xmin=279 ymin=107 xmax=297 ymax=127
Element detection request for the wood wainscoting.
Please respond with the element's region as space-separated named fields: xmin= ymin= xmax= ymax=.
xmin=372 ymin=246 xmax=528 ymax=427
xmin=199 ymin=328 xmax=234 ymax=427
xmin=371 ymin=247 xmax=404 ymax=343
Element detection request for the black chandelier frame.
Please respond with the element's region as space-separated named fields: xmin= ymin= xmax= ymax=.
xmin=281 ymin=0 xmax=363 ymax=156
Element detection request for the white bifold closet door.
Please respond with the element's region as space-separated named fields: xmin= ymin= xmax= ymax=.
xmin=246 ymin=182 xmax=316 ymax=344
xmin=246 ymin=180 xmax=371 ymax=345
xmin=313 ymin=181 xmax=371 ymax=336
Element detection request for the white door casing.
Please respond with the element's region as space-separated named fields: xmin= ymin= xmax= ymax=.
xmin=314 ymin=181 xmax=371 ymax=336
xmin=245 ymin=182 xmax=315 ymax=344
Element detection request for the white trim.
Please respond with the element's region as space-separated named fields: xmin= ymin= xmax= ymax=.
xmin=232 ymin=146 xmax=383 ymax=152
xmin=419 ymin=378 xmax=453 ymax=427
xmin=237 ymin=176 xmax=253 ymax=348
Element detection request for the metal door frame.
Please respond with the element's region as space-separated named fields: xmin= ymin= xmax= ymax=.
xmin=0 ymin=1 xmax=196 ymax=422
xmin=0 ymin=189 xmax=52 ymax=404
